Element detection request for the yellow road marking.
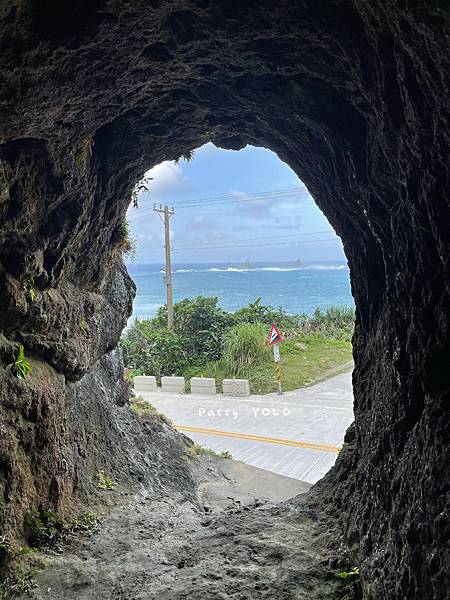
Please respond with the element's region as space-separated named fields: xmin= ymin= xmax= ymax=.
xmin=175 ymin=425 xmax=340 ymax=454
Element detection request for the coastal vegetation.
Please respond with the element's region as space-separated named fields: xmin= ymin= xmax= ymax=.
xmin=121 ymin=297 xmax=354 ymax=393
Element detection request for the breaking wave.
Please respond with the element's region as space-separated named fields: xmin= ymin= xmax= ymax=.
xmin=175 ymin=264 xmax=349 ymax=273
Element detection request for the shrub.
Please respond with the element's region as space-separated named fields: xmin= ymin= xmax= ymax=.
xmin=222 ymin=322 xmax=271 ymax=376
xmin=296 ymin=306 xmax=355 ymax=340
xmin=120 ymin=298 xmax=354 ymax=380
xmin=121 ymin=321 xmax=188 ymax=378
xmin=153 ymin=296 xmax=234 ymax=362
xmin=234 ymin=297 xmax=296 ymax=333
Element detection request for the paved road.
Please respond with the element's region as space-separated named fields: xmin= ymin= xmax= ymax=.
xmin=136 ymin=371 xmax=353 ymax=484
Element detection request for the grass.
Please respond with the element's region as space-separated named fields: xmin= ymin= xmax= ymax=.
xmin=75 ymin=136 xmax=93 ymax=166
xmin=188 ymin=334 xmax=352 ymax=394
xmin=26 ymin=508 xmax=66 ymax=547
xmin=71 ymin=512 xmax=98 ymax=536
xmin=129 ymin=396 xmax=172 ymax=425
xmin=117 ymin=220 xmax=137 ymax=258
xmin=0 ymin=571 xmax=37 ymax=599
xmin=182 ymin=443 xmax=232 ymax=462
xmin=96 ymin=471 xmax=116 ymax=490
xmin=222 ymin=322 xmax=271 ymax=376
xmin=0 ymin=511 xmax=99 ymax=598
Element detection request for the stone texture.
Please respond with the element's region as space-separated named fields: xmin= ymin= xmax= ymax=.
xmin=0 ymin=2 xmax=449 ymax=598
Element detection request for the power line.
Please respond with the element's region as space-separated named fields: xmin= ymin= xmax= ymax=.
xmin=144 ymin=229 xmax=337 ymax=251
xmin=140 ymin=186 xmax=303 ymax=206
xmin=172 ymin=238 xmax=337 ymax=251
xmin=172 ymin=188 xmax=305 ymax=207
xmin=172 ymin=230 xmax=333 ymax=248
xmin=127 ymin=186 xmax=308 ymax=218
xmin=127 ymin=193 xmax=304 ymax=217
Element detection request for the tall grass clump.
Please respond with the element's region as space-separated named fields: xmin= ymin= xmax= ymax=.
xmin=296 ymin=306 xmax=355 ymax=340
xmin=222 ymin=322 xmax=270 ymax=376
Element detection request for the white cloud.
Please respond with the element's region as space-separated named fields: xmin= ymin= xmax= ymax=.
xmin=230 ymin=189 xmax=274 ymax=219
xmin=141 ymin=161 xmax=188 ymax=201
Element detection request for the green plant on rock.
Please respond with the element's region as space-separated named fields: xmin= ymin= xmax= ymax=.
xmin=75 ymin=136 xmax=93 ymax=166
xmin=0 ymin=536 xmax=12 ymax=566
xmin=8 ymin=571 xmax=37 ymax=597
xmin=182 ymin=443 xmax=232 ymax=462
xmin=71 ymin=512 xmax=98 ymax=536
xmin=174 ymin=149 xmax=195 ymax=164
xmin=96 ymin=471 xmax=116 ymax=490
xmin=6 ymin=344 xmax=32 ymax=380
xmin=336 ymin=566 xmax=362 ymax=600
xmin=23 ymin=278 xmax=36 ymax=302
xmin=26 ymin=508 xmax=66 ymax=547
xmin=116 ymin=220 xmax=137 ymax=258
xmin=130 ymin=396 xmax=172 ymax=425
xmin=79 ymin=319 xmax=89 ymax=333
xmin=15 ymin=546 xmax=39 ymax=556
xmin=131 ymin=175 xmax=153 ymax=208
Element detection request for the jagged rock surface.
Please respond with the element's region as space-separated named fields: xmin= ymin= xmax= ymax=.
xmin=0 ymin=2 xmax=449 ymax=599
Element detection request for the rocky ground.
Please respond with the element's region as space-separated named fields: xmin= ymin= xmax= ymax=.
xmin=7 ymin=426 xmax=345 ymax=600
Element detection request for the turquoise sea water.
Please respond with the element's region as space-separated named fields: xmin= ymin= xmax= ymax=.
xmin=126 ymin=262 xmax=353 ymax=320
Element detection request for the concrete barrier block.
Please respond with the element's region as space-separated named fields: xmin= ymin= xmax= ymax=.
xmin=133 ymin=375 xmax=157 ymax=392
xmin=190 ymin=377 xmax=217 ymax=395
xmin=222 ymin=378 xmax=250 ymax=396
xmin=161 ymin=376 xmax=185 ymax=394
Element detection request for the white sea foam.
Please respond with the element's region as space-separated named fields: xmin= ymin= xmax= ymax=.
xmin=302 ymin=264 xmax=347 ymax=271
xmin=158 ymin=263 xmax=349 ymax=274
xmin=208 ymin=267 xmax=248 ymax=272
xmin=202 ymin=264 xmax=348 ymax=273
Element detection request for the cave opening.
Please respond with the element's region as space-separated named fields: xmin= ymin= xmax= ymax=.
xmin=0 ymin=3 xmax=448 ymax=598
xmin=123 ymin=143 xmax=354 ymax=484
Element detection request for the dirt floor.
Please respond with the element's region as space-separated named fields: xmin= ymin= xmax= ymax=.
xmin=12 ymin=455 xmax=343 ymax=600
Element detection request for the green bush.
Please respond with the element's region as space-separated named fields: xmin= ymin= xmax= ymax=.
xmin=121 ymin=321 xmax=187 ymax=378
xmin=233 ymin=297 xmax=296 ymax=332
xmin=153 ymin=296 xmax=235 ymax=362
xmin=120 ymin=297 xmax=355 ymax=379
xmin=296 ymin=306 xmax=355 ymax=340
xmin=222 ymin=322 xmax=271 ymax=376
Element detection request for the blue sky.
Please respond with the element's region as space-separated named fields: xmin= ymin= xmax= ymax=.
xmin=126 ymin=144 xmax=346 ymax=265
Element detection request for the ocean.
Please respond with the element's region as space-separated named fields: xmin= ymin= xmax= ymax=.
xmin=126 ymin=261 xmax=353 ymax=320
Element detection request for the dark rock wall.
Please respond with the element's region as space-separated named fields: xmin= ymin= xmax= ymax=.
xmin=0 ymin=1 xmax=449 ymax=598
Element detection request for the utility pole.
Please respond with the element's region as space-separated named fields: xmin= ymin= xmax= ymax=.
xmin=153 ymin=204 xmax=175 ymax=327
